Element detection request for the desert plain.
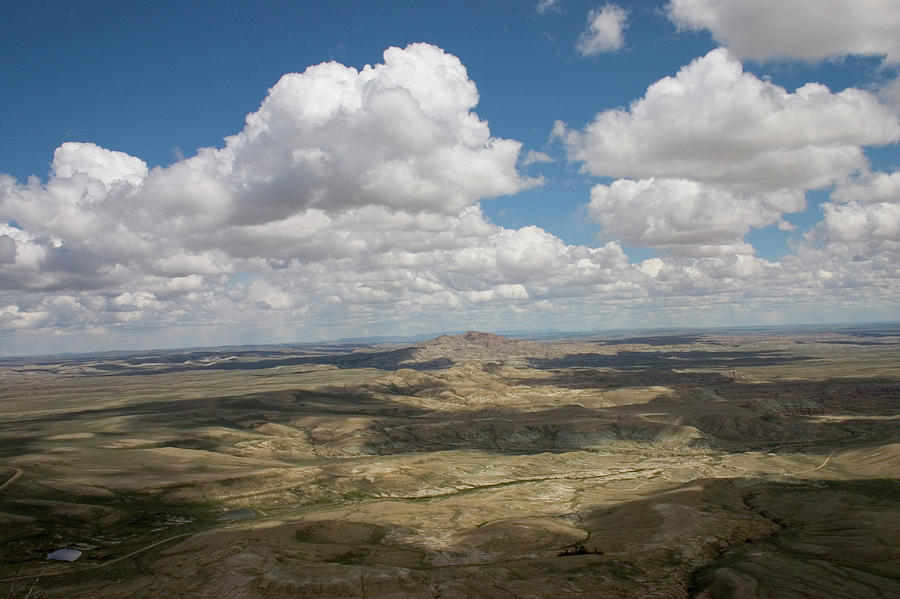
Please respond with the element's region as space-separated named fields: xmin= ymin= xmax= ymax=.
xmin=1 ymin=326 xmax=898 ymax=598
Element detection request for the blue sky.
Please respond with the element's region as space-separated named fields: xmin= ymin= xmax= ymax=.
xmin=1 ymin=1 xmax=899 ymax=355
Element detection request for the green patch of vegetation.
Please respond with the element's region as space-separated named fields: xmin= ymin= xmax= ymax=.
xmin=294 ymin=525 xmax=319 ymax=543
xmin=306 ymin=494 xmax=334 ymax=505
xmin=829 ymin=478 xmax=900 ymax=500
xmin=366 ymin=528 xmax=387 ymax=545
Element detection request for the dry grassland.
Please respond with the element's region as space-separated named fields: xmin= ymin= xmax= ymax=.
xmin=1 ymin=329 xmax=898 ymax=598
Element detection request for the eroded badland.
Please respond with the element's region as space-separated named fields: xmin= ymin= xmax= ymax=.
xmin=1 ymin=328 xmax=898 ymax=598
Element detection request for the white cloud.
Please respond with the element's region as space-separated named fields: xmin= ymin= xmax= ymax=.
xmin=576 ymin=4 xmax=628 ymax=56
xmin=880 ymin=76 xmax=900 ymax=113
xmin=637 ymin=258 xmax=664 ymax=278
xmin=588 ymin=178 xmax=805 ymax=256
xmin=1 ymin=43 xmax=899 ymax=354
xmin=1 ymin=304 xmax=49 ymax=331
xmin=467 ymin=284 xmax=530 ymax=303
xmin=111 ymin=291 xmax=160 ymax=311
xmin=221 ymin=42 xmax=539 ymax=220
xmin=50 ymin=142 xmax=148 ymax=187
xmin=247 ymin=280 xmax=296 ymax=310
xmin=563 ymin=48 xmax=900 ymax=187
xmin=832 ymin=171 xmax=900 ymax=203
xmin=535 ymin=0 xmax=561 ymax=14
xmin=0 ymin=44 xmax=540 ymax=293
xmin=521 ymin=150 xmax=555 ymax=166
xmin=2 ymin=43 xmax=641 ymax=349
xmin=667 ymin=0 xmax=900 ymax=63
xmin=0 ymin=234 xmax=15 ymax=264
xmin=821 ymin=201 xmax=900 ymax=243
xmin=817 ymin=169 xmax=900 ymax=250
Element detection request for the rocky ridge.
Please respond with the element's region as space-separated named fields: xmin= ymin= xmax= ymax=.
xmin=377 ymin=330 xmax=600 ymax=369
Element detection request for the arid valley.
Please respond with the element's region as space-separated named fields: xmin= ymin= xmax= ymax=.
xmin=1 ymin=327 xmax=898 ymax=598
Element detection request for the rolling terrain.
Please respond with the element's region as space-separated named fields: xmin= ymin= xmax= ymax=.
xmin=1 ymin=327 xmax=898 ymax=598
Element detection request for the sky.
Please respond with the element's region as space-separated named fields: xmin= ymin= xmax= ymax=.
xmin=1 ymin=0 xmax=899 ymax=356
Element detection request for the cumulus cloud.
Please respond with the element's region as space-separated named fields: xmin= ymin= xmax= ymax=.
xmin=569 ymin=47 xmax=899 ymax=262
xmin=563 ymin=48 xmax=900 ymax=187
xmin=667 ymin=0 xmax=900 ymax=63
xmin=2 ymin=42 xmax=899 ymax=354
xmin=832 ymin=171 xmax=900 ymax=204
xmin=222 ymin=44 xmax=538 ymax=220
xmin=821 ymin=201 xmax=900 ymax=243
xmin=576 ymin=4 xmax=628 ymax=56
xmin=588 ymin=178 xmax=805 ymax=256
xmin=0 ymin=44 xmax=539 ymax=292
xmin=467 ymin=284 xmax=529 ymax=303
xmin=50 ymin=142 xmax=149 ymax=187
xmin=816 ymin=170 xmax=900 ymax=251
xmin=880 ymin=76 xmax=900 ymax=113
xmin=1 ymin=304 xmax=49 ymax=331
xmin=0 ymin=234 xmax=15 ymax=264
xmin=3 ymin=44 xmax=539 ymax=257
xmin=1 ymin=43 xmax=645 ymax=349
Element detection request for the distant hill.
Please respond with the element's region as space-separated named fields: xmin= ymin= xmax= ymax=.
xmin=350 ymin=331 xmax=553 ymax=370
xmin=414 ymin=330 xmax=546 ymax=361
